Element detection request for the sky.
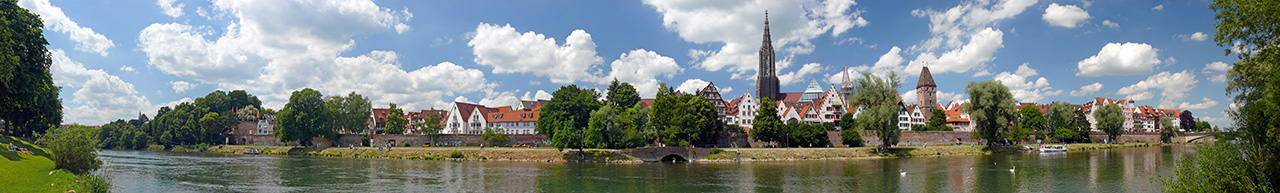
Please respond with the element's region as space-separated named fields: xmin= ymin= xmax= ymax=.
xmin=22 ymin=0 xmax=1239 ymax=127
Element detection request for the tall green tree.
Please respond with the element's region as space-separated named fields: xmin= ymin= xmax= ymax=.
xmin=751 ymin=98 xmax=784 ymax=146
xmin=927 ymin=109 xmax=949 ymax=131
xmin=839 ymin=112 xmax=863 ymax=147
xmin=1095 ymin=104 xmax=1124 ymax=143
xmin=1159 ymin=1 xmax=1280 ymax=191
xmin=536 ymin=85 xmax=602 ymax=151
xmin=1159 ymin=117 xmax=1175 ymax=143
xmin=964 ymin=80 xmax=1017 ymax=147
xmin=619 ymin=103 xmax=655 ymax=148
xmin=1045 ymin=102 xmax=1075 ymax=134
xmin=325 ymin=92 xmax=371 ymax=134
xmin=276 ymin=88 xmax=333 ymax=146
xmin=1072 ymin=109 xmax=1091 ymax=142
xmin=227 ymin=90 xmax=262 ymax=110
xmin=1019 ymin=106 xmax=1048 ymax=140
xmin=384 ymin=103 xmax=408 ymax=135
xmin=651 ymin=85 xmax=721 ymax=147
xmin=195 ymin=90 xmax=233 ymax=113
xmin=586 ymin=105 xmax=623 ymax=148
xmin=606 ymin=78 xmax=640 ymax=109
xmin=0 ymin=0 xmax=60 ymax=137
xmin=850 ymin=72 xmax=901 ymax=150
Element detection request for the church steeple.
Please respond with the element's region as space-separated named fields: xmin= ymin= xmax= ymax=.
xmin=757 ymin=10 xmax=780 ymax=101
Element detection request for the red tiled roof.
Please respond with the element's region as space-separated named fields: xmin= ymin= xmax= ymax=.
xmin=638 ymin=99 xmax=656 ymax=108
xmin=371 ymin=108 xmax=390 ymax=124
xmin=778 ymin=92 xmax=804 ymax=102
xmin=454 ymin=102 xmax=499 ymax=122
xmin=488 ymin=107 xmax=540 ymax=123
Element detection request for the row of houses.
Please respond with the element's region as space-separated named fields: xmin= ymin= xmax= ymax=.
xmin=363 ymin=71 xmax=1183 ymax=136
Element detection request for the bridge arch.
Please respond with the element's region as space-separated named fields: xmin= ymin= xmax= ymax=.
xmin=661 ymin=154 xmax=688 ymax=162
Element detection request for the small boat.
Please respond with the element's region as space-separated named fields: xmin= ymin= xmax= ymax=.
xmin=1039 ymin=145 xmax=1067 ymax=153
xmin=243 ymin=148 xmax=262 ymax=155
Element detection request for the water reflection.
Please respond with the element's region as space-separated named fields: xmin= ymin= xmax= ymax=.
xmin=96 ymin=145 xmax=1193 ymax=192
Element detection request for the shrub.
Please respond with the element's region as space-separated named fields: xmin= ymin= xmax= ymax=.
xmin=38 ymin=125 xmax=102 ymax=175
xmin=841 ymin=129 xmax=863 ymax=147
xmin=402 ymin=142 xmax=410 ymax=147
xmin=449 ymin=151 xmax=465 ymax=159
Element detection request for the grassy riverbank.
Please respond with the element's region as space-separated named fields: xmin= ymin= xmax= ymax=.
xmin=0 ymin=136 xmax=107 ymax=193
xmin=705 ymin=142 xmax=1168 ymax=161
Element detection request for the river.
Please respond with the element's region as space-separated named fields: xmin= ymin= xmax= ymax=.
xmin=95 ymin=145 xmax=1194 ymax=192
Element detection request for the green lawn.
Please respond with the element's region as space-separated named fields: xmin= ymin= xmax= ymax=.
xmin=0 ymin=136 xmax=100 ymax=192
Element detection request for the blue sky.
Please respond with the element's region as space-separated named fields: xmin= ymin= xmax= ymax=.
xmin=23 ymin=0 xmax=1237 ymax=126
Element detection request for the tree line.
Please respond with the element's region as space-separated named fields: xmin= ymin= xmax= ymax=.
xmin=537 ymin=79 xmax=738 ymax=151
xmin=97 ymin=90 xmax=264 ymax=149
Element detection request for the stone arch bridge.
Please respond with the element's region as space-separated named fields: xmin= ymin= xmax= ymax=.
xmin=620 ymin=147 xmax=716 ymax=162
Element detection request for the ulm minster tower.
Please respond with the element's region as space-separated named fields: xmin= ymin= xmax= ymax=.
xmin=757 ymin=11 xmax=781 ymax=101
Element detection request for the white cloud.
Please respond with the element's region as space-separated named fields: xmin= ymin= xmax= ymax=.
xmin=468 ymin=23 xmax=604 ymax=84
xmin=777 ymin=63 xmax=824 ymax=86
xmin=1101 ymin=20 xmax=1119 ymax=29
xmin=644 ymin=0 xmax=868 ymax=78
xmin=1189 ymin=32 xmax=1209 ymax=41
xmin=138 ymin=0 xmax=465 ymax=111
xmin=901 ymin=88 xmax=967 ymax=106
xmin=1151 ymin=4 xmax=1164 ymax=11
xmin=1177 ymin=97 xmax=1219 ymax=110
xmin=721 ymin=87 xmax=734 ymax=96
xmin=675 ymin=79 xmax=710 ymax=94
xmin=992 ymin=63 xmax=1062 ymax=102
xmin=1042 ymin=3 xmax=1090 ymax=28
xmin=156 ymin=0 xmax=184 ymax=18
xmin=904 ymin=28 xmax=1005 ymax=75
xmin=606 ymin=49 xmax=682 ymax=98
xmin=1202 ymin=61 xmax=1231 ymax=83
xmin=49 ymin=49 xmax=152 ymax=125
xmin=1076 ymin=42 xmax=1162 ymax=76
xmin=169 ymin=81 xmax=197 ymax=93
xmin=478 ymin=90 xmax=521 ymax=107
xmin=1116 ymin=70 xmax=1197 ymax=108
xmin=1070 ymin=82 xmax=1103 ymax=97
xmin=18 ymin=0 xmax=115 ymax=56
xmin=119 ymin=65 xmax=136 ymax=72
xmin=908 ymin=0 xmax=1033 ymax=53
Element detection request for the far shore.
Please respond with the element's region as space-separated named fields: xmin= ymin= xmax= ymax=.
xmin=156 ymin=142 xmax=1194 ymax=163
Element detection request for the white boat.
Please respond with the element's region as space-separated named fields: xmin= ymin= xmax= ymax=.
xmin=1039 ymin=145 xmax=1067 ymax=153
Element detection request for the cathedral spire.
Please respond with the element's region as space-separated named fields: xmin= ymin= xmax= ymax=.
xmin=757 ymin=10 xmax=780 ymax=101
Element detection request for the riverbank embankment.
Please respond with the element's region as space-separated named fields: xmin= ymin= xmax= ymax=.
xmin=182 ymin=142 xmax=1178 ymax=163
xmin=0 ymin=136 xmax=106 ymax=192
xmin=201 ymin=145 xmax=639 ymax=163
xmin=704 ymin=143 xmax=1172 ymax=161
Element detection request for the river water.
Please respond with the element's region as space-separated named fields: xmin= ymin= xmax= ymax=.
xmin=95 ymin=145 xmax=1193 ymax=192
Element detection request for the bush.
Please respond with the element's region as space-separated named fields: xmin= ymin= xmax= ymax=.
xmin=841 ymin=129 xmax=863 ymax=147
xmin=402 ymin=142 xmax=410 ymax=147
xmin=38 ymin=125 xmax=102 ymax=175
xmin=449 ymin=151 xmax=465 ymax=159
xmin=87 ymin=173 xmax=111 ymax=193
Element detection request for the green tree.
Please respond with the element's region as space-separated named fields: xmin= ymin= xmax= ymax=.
xmin=1072 ymin=109 xmax=1091 ymax=142
xmin=384 ymin=103 xmax=408 ymax=135
xmin=326 ymin=92 xmax=371 ymax=134
xmin=38 ymin=125 xmax=101 ymax=175
xmin=1196 ymin=121 xmax=1211 ymax=132
xmin=585 ymin=105 xmax=623 ymax=148
xmin=1045 ymin=102 xmax=1075 ymax=140
xmin=751 ymin=98 xmax=784 ymax=146
xmin=787 ymin=122 xmax=830 ymax=147
xmin=1019 ymin=106 xmax=1047 ymax=140
xmin=618 ymin=103 xmax=654 ymax=148
xmin=276 ymin=88 xmax=333 ymax=146
xmin=839 ymin=112 xmax=862 ymax=147
xmin=1159 ymin=1 xmax=1280 ymax=191
xmin=195 ymin=90 xmax=232 ymax=113
xmin=0 ymin=0 xmax=60 ymax=137
xmin=227 ymin=90 xmax=262 ymax=110
xmin=536 ymin=85 xmax=602 ymax=151
xmin=964 ymin=80 xmax=1017 ymax=147
xmin=606 ymin=78 xmax=640 ymax=108
xmin=481 ymin=127 xmax=509 ymax=146
xmin=1159 ymin=117 xmax=1176 ymax=142
xmin=1095 ymin=104 xmax=1124 ymax=143
xmin=850 ymin=72 xmax=901 ymax=150
xmin=99 ymin=120 xmax=149 ymax=150
xmin=651 ymin=85 xmax=721 ymax=147
xmin=927 ymin=109 xmax=949 ymax=131
xmin=413 ymin=112 xmax=444 ymax=144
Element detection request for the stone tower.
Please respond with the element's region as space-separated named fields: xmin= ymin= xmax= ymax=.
xmin=840 ymin=66 xmax=854 ymax=103
xmin=757 ymin=11 xmax=781 ymax=102
xmin=917 ymin=66 xmax=937 ymax=120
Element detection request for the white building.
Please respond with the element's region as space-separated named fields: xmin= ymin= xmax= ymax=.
xmin=485 ymin=101 xmax=542 ymax=135
xmin=444 ymin=102 xmax=498 ymax=134
xmin=1084 ymin=97 xmax=1135 ymax=131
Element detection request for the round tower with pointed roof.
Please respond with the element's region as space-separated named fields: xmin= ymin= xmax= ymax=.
xmin=917 ymin=66 xmax=937 ymax=120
